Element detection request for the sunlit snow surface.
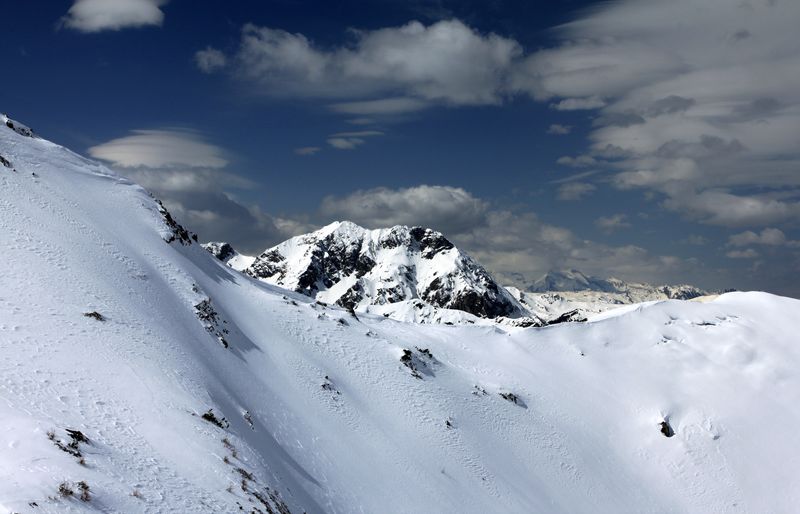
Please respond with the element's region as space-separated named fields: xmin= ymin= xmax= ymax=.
xmin=1 ymin=118 xmax=800 ymax=513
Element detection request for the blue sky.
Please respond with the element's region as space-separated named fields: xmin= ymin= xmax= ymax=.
xmin=2 ymin=0 xmax=799 ymax=296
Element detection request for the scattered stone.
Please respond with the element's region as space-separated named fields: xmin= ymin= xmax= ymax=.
xmin=83 ymin=311 xmax=106 ymax=322
xmin=201 ymin=409 xmax=229 ymax=429
xmin=195 ymin=298 xmax=229 ymax=348
xmin=660 ymin=419 xmax=675 ymax=438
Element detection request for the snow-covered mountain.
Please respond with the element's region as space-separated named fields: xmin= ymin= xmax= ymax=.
xmin=3 ymin=114 xmax=800 ymax=513
xmin=510 ymin=269 xmax=710 ymax=320
xmin=528 ymin=269 xmax=620 ymax=293
xmin=243 ymin=222 xmax=525 ymax=320
xmin=528 ymin=269 xmax=708 ymax=299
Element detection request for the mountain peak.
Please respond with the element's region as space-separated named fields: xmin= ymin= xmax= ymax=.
xmin=245 ymin=221 xmax=521 ymax=319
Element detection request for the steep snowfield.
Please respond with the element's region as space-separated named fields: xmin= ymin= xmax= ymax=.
xmin=2 ymin=118 xmax=800 ymax=513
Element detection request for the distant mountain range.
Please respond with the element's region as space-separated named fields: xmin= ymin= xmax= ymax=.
xmin=527 ymin=269 xmax=707 ymax=300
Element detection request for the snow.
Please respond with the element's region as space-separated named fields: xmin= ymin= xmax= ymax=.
xmin=2 ymin=116 xmax=800 ymax=513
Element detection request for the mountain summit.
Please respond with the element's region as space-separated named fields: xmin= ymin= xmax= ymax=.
xmin=244 ymin=221 xmax=523 ymax=319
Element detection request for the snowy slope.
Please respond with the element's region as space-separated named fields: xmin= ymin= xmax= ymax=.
xmin=244 ymin=222 xmax=524 ymax=319
xmin=2 ymin=116 xmax=800 ymax=513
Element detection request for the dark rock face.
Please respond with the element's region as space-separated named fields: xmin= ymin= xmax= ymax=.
xmin=544 ymin=310 xmax=588 ymax=326
xmin=247 ymin=249 xmax=286 ymax=282
xmin=3 ymin=116 xmax=37 ymax=138
xmin=155 ymin=199 xmax=194 ymax=245
xmin=422 ymin=276 xmax=517 ymax=319
xmin=409 ymin=227 xmax=455 ymax=259
xmin=245 ymin=222 xmax=522 ymax=319
xmin=661 ymin=286 xmax=705 ymax=300
xmin=0 ymin=154 xmax=11 ymax=168
xmin=660 ymin=419 xmax=675 ymax=438
xmin=204 ymin=242 xmax=237 ymax=262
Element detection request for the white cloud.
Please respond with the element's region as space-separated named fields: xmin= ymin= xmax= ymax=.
xmin=547 ymin=124 xmax=572 ymax=135
xmin=216 ymin=20 xmax=521 ymax=110
xmin=557 ymin=155 xmax=597 ymax=168
xmin=726 ymin=249 xmax=760 ymax=259
xmin=728 ymin=228 xmax=800 ymax=248
xmin=330 ymin=98 xmax=430 ymax=115
xmin=549 ymin=97 xmax=606 ymax=111
xmin=88 ymin=129 xmax=227 ymax=168
xmin=294 ymin=146 xmax=321 ymax=156
xmin=195 ymin=47 xmax=227 ymax=73
xmin=320 ymin=185 xmax=489 ymax=234
xmin=327 ymin=137 xmax=365 ymax=150
xmin=594 ymin=214 xmax=631 ymax=233
xmin=556 ymin=182 xmax=595 ymax=201
xmin=326 ymin=130 xmax=383 ymax=150
xmin=62 ymin=0 xmax=167 ymax=33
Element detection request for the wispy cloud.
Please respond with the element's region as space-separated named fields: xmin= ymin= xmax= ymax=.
xmin=61 ymin=0 xmax=167 ymax=33
xmin=294 ymin=146 xmax=321 ymax=156
xmin=195 ymin=47 xmax=227 ymax=73
xmin=557 ymin=182 xmax=595 ymax=201
xmin=726 ymin=249 xmax=760 ymax=260
xmin=326 ymin=130 xmax=384 ymax=150
xmin=594 ymin=214 xmax=631 ymax=233
xmin=547 ymin=124 xmax=572 ymax=135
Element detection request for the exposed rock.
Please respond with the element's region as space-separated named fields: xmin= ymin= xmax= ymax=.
xmin=155 ymin=199 xmax=194 ymax=245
